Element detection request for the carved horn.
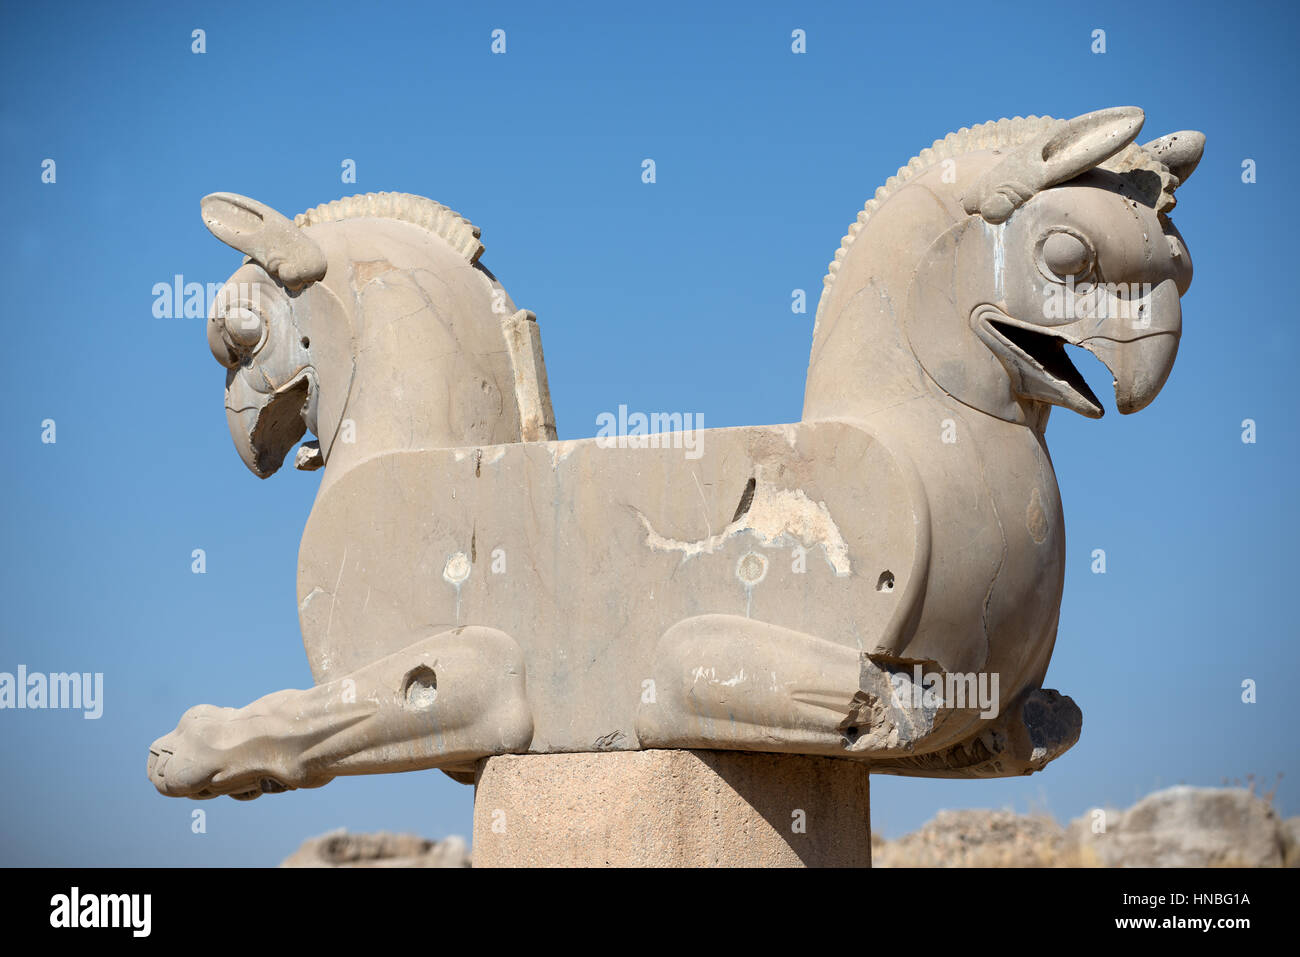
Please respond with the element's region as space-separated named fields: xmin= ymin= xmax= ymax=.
xmin=963 ymin=107 xmax=1146 ymax=223
xmin=1141 ymin=131 xmax=1206 ymax=185
xmin=200 ymin=192 xmax=327 ymax=289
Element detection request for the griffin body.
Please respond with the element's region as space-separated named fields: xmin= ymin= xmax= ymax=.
xmin=148 ymin=108 xmax=1202 ymax=799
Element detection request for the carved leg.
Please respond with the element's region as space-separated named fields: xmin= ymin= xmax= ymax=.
xmin=867 ymin=688 xmax=1083 ymax=778
xmin=147 ymin=626 xmax=532 ymax=800
xmin=635 ymin=614 xmax=947 ymax=758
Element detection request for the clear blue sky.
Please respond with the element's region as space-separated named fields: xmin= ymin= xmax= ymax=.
xmin=1 ymin=0 xmax=1296 ymax=865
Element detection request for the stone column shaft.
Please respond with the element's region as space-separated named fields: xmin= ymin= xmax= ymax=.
xmin=472 ymin=749 xmax=870 ymax=867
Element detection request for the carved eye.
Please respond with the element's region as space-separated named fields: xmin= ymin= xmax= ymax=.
xmin=224 ymin=306 xmax=264 ymax=348
xmin=1038 ymin=229 xmax=1095 ymax=282
xmin=208 ymin=302 xmax=265 ymax=368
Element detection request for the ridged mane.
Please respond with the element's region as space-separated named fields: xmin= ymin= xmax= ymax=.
xmin=817 ymin=115 xmax=1176 ymax=318
xmin=294 ymin=191 xmax=485 ymax=264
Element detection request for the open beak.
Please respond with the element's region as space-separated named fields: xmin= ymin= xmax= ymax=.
xmin=224 ymin=369 xmax=310 ymax=478
xmin=1076 ymin=331 xmax=1179 ymax=414
xmin=980 ymin=317 xmax=1106 ymax=418
xmin=976 ymin=278 xmax=1181 ymax=418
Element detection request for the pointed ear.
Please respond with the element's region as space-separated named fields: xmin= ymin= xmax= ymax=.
xmin=1142 ymin=131 xmax=1206 ymax=185
xmin=200 ymin=192 xmax=327 ymax=289
xmin=1039 ymin=107 xmax=1146 ymax=182
xmin=964 ymin=107 xmax=1146 ymax=223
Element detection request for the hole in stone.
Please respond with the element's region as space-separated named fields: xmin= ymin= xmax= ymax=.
xmin=731 ymin=477 xmax=756 ymax=523
xmin=300 ymin=336 xmax=310 ymax=348
xmin=843 ymin=726 xmax=860 ymax=745
xmin=402 ymin=665 xmax=438 ymax=709
xmin=443 ymin=552 xmax=471 ymax=584
xmin=876 ymin=570 xmax=895 ymax=592
xmin=737 ymin=551 xmax=768 ymax=585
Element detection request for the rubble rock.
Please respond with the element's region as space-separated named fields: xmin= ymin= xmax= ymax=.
xmin=873 ymin=809 xmax=1065 ymax=867
xmin=1065 ymin=786 xmax=1285 ymax=867
xmin=281 ymin=830 xmax=471 ymax=868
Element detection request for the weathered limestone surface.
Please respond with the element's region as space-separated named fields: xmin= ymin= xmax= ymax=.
xmin=472 ymin=750 xmax=870 ymax=867
xmin=147 ymin=108 xmax=1205 ymax=815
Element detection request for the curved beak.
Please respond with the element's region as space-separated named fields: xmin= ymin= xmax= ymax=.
xmin=1078 ymin=330 xmax=1179 ymax=415
xmin=1075 ymin=277 xmax=1182 ymax=415
xmin=224 ymin=369 xmax=310 ymax=478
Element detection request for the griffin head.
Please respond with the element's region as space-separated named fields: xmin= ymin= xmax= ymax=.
xmin=972 ymin=109 xmax=1202 ymax=418
xmin=907 ymin=107 xmax=1204 ymax=424
xmin=201 ymin=192 xmax=346 ymax=478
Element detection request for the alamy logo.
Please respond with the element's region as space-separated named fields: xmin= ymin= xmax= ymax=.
xmin=0 ymin=666 xmax=103 ymax=719
xmin=49 ymin=887 xmax=150 ymax=937
xmin=1042 ymin=276 xmax=1155 ymax=327
xmin=153 ymin=274 xmax=261 ymax=320
xmin=595 ymin=404 xmax=704 ymax=459
xmin=889 ymin=664 xmax=1000 ymax=719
